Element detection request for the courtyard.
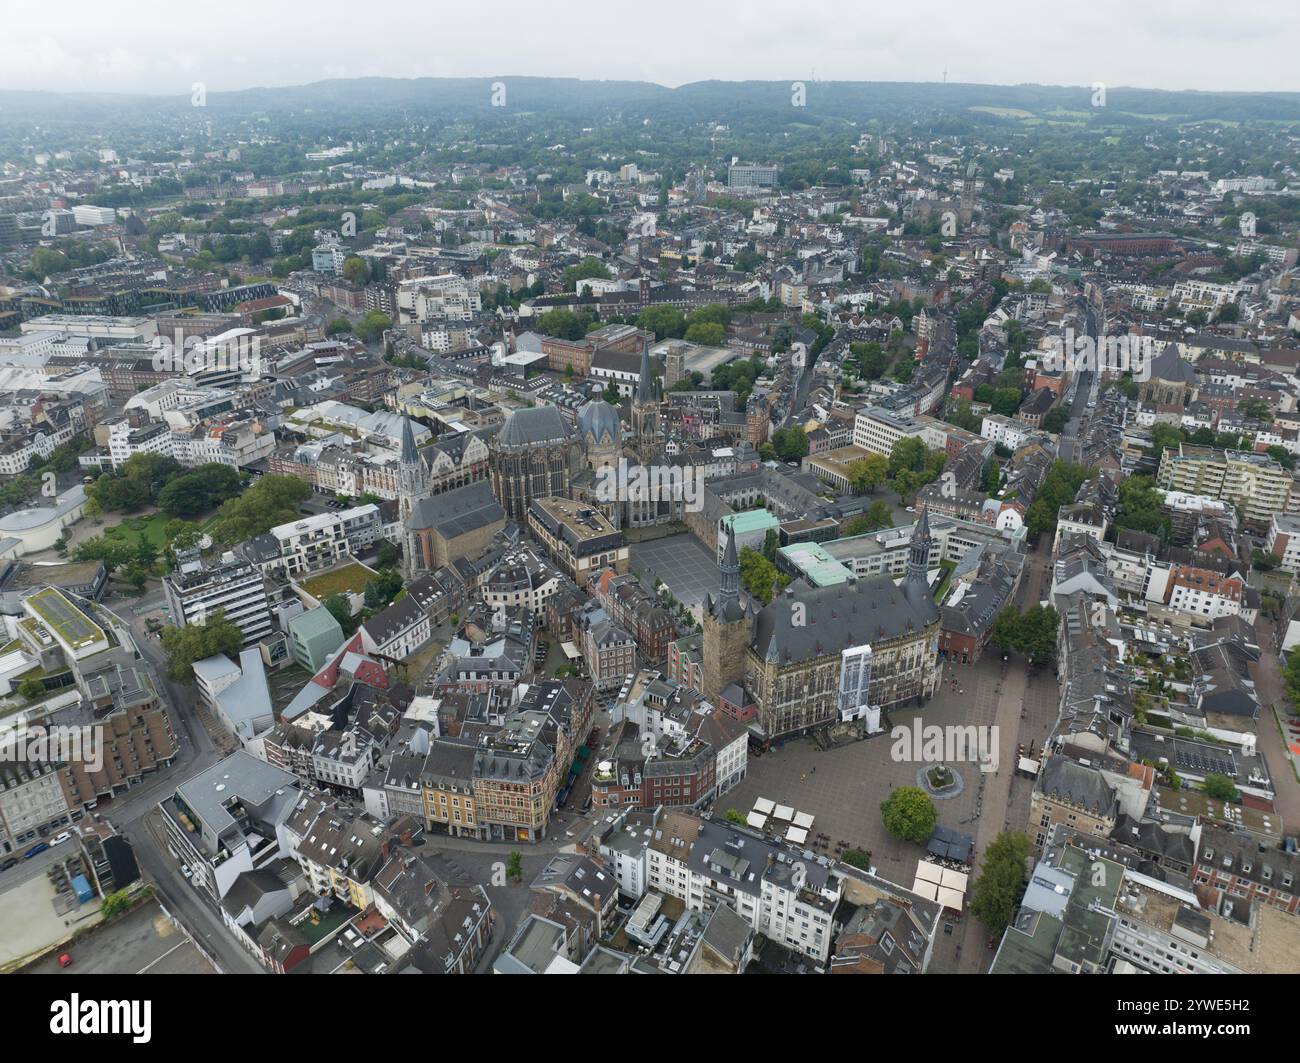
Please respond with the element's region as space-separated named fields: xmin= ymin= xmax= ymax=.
xmin=629 ymin=532 xmax=720 ymax=619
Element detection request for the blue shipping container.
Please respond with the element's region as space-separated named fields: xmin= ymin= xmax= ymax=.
xmin=71 ymin=874 xmax=94 ymax=904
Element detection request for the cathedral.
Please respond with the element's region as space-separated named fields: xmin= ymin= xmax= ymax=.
xmin=398 ymin=345 xmax=667 ymax=574
xmin=487 ymin=405 xmax=580 ymax=522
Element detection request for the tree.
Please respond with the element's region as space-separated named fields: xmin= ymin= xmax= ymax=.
xmin=323 ymin=593 xmax=356 ymax=635
xmin=100 ymin=889 xmax=133 ymax=919
xmin=945 ymin=399 xmax=981 ymax=432
xmin=364 ymin=569 xmax=403 ymax=610
xmin=376 ymin=541 xmax=401 ymax=570
xmin=971 ymin=830 xmax=1030 ymax=936
xmin=1114 ymin=475 xmax=1170 ymax=539
xmin=738 ymin=546 xmax=788 ymax=605
xmin=209 ymin=475 xmax=312 ymax=544
xmin=341 ymin=256 xmax=370 ymax=285
xmin=506 ymin=851 xmax=523 ymax=881
xmin=159 ymin=609 xmax=243 ymax=682
xmin=74 ymin=535 xmax=137 ymax=573
xmin=1148 ymin=422 xmax=1185 ymax=458
xmin=120 ymin=561 xmax=150 ymax=593
xmin=1024 ymin=461 xmax=1089 ymax=539
xmin=17 ymin=677 xmax=45 ymax=701
xmin=562 ymin=256 xmax=611 ymax=291
xmin=864 ymin=499 xmax=893 ymax=531
xmin=683 ymin=321 xmax=725 ymax=346
xmin=1017 ymin=604 xmax=1060 ymax=664
xmin=354 ymin=310 xmax=392 ymax=343
xmin=772 ymin=426 xmax=809 ymax=463
xmin=988 ymin=607 xmax=1021 ymax=654
xmin=164 ymin=520 xmax=203 ymax=556
xmin=723 ymin=808 xmax=747 ymax=825
xmin=157 ymin=463 xmax=242 ymax=517
xmin=880 ymin=786 xmax=937 ymax=843
xmin=1203 ymin=773 xmax=1240 ymax=802
xmin=1042 ymin=406 xmax=1069 ymax=434
xmin=636 ymin=305 xmax=686 ymax=341
xmin=847 ymin=453 xmax=888 ymax=494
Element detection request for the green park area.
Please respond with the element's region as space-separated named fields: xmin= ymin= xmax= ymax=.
xmin=99 ymin=513 xmax=173 ymax=552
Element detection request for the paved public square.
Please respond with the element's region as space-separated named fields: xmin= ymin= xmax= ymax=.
xmin=629 ymin=532 xmax=720 ymax=617
xmin=723 ymin=648 xmax=1060 ymax=972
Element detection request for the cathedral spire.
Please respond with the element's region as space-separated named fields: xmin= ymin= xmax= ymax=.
xmin=399 ymin=415 xmax=420 ymax=466
xmin=634 ymin=336 xmax=656 ymax=405
xmin=718 ymin=529 xmax=739 ymax=609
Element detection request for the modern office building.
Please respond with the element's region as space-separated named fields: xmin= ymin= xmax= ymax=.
xmin=163 ymin=551 xmax=273 ymax=644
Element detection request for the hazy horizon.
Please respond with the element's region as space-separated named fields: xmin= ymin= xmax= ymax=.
xmin=4 ymin=0 xmax=1298 ymax=97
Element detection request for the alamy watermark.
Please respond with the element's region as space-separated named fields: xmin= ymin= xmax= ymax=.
xmin=150 ymin=330 xmax=263 ymax=375
xmin=1038 ymin=328 xmax=1157 ymax=381
xmin=0 ymin=724 xmax=104 ymax=773
xmin=593 ymin=458 xmax=705 ymax=512
xmin=890 ymin=719 xmax=999 ymax=773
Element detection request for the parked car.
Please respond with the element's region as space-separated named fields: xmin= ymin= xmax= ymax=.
xmin=0 ymin=858 xmax=18 ymax=872
xmin=58 ymin=953 xmax=73 ymax=968
xmin=23 ymin=843 xmax=49 ymax=859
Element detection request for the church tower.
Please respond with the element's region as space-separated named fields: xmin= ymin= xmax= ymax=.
xmin=397 ymin=416 xmax=427 ymax=578
xmin=702 ymin=531 xmax=753 ymax=704
xmin=630 ymin=338 xmax=661 ymax=462
xmin=397 ymin=416 xmax=425 ymax=520
xmin=907 ymin=505 xmax=933 ymax=588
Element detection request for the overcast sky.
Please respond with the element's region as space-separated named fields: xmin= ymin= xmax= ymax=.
xmin=3 ymin=0 xmax=1298 ymax=96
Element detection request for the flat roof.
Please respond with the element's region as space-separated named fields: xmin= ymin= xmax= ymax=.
xmin=25 ymin=587 xmax=104 ymax=649
xmin=723 ymin=509 xmax=780 ymax=536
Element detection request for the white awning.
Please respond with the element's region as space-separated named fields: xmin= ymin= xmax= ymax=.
xmin=746 ymin=811 xmax=768 ymax=830
xmin=792 ymin=811 xmax=815 ymax=829
xmin=940 ymin=867 xmax=969 ymax=892
xmin=937 ymin=886 xmax=965 ymax=911
xmin=753 ymin=798 xmax=776 ymax=815
xmin=911 ymin=878 xmax=940 ymax=901
xmin=772 ymin=804 xmax=795 ymax=822
xmin=915 ymin=860 xmax=943 ymax=885
xmin=785 ymin=825 xmax=808 ymax=845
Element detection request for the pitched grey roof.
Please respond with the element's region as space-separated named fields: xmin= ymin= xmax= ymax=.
xmin=1147 ymin=342 xmax=1197 ymax=384
xmin=1037 ymin=755 xmax=1116 ymax=816
xmin=752 ymin=575 xmax=939 ymax=665
xmin=409 ymin=479 xmax=505 ymax=537
xmin=496 ymin=405 xmax=572 ymax=448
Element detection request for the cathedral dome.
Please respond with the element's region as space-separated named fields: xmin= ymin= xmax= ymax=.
xmin=577 ymin=400 xmax=620 ymax=447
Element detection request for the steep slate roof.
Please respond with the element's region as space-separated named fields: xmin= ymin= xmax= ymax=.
xmin=1147 ymin=342 xmax=1197 ymax=384
xmin=496 ymin=405 xmax=572 ymax=448
xmin=751 ymin=575 xmax=938 ymax=666
xmin=408 ymin=479 xmax=505 ymax=536
xmin=1036 ymin=755 xmax=1116 ymax=817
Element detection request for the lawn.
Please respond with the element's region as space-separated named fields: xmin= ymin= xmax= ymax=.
xmin=299 ymin=561 xmax=376 ymax=600
xmin=101 ymin=513 xmax=173 ymax=552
